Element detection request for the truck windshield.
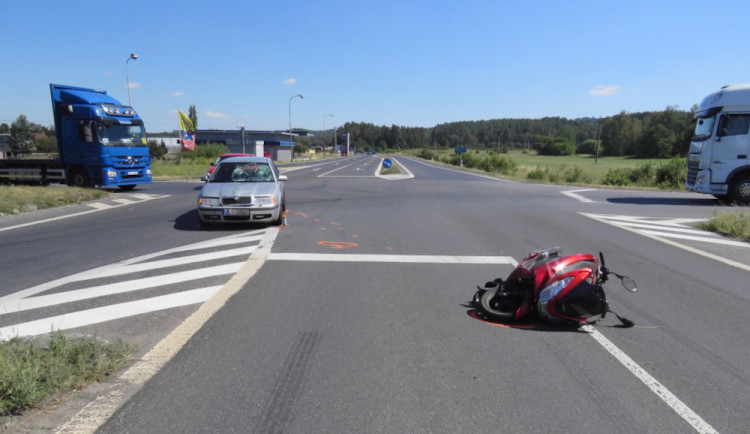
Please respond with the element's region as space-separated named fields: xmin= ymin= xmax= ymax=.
xmin=97 ymin=123 xmax=147 ymax=147
xmin=692 ymin=115 xmax=716 ymax=142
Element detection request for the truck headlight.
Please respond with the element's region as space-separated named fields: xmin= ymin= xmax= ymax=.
xmin=106 ymin=169 xmax=118 ymax=178
xmin=199 ymin=197 xmax=220 ymax=207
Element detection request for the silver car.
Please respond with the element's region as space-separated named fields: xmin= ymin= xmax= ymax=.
xmin=197 ymin=156 xmax=287 ymax=226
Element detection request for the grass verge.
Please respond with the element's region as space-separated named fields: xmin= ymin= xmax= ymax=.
xmin=0 ymin=331 xmax=137 ymax=417
xmin=698 ymin=211 xmax=750 ymax=242
xmin=0 ymin=186 xmax=109 ymax=216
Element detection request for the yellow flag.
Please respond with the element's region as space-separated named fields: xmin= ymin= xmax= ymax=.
xmin=178 ymin=110 xmax=195 ymax=151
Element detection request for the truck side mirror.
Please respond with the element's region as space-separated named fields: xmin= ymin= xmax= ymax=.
xmin=78 ymin=121 xmax=94 ymax=143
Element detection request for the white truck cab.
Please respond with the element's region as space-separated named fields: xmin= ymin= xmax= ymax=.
xmin=687 ymin=84 xmax=750 ymax=203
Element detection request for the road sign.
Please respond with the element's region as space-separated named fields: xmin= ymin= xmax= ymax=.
xmin=456 ymin=146 xmax=467 ymax=153
xmin=383 ymin=158 xmax=393 ymax=169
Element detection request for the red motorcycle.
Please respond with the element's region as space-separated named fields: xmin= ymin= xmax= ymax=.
xmin=472 ymin=247 xmax=636 ymax=327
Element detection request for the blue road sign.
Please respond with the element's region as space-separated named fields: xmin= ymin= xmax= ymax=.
xmin=456 ymin=146 xmax=467 ymax=153
xmin=383 ymin=158 xmax=393 ymax=169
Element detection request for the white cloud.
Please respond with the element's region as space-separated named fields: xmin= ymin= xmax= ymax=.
xmin=171 ymin=91 xmax=185 ymax=97
xmin=589 ymin=85 xmax=620 ymax=96
xmin=104 ymin=71 xmax=114 ymax=77
xmin=283 ymin=78 xmax=297 ymax=85
xmin=127 ymin=82 xmax=141 ymax=90
xmin=206 ymin=111 xmax=231 ymax=119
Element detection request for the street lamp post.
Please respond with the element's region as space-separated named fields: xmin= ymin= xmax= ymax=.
xmin=288 ymin=94 xmax=304 ymax=160
xmin=324 ymin=113 xmax=334 ymax=156
xmin=125 ymin=53 xmax=138 ymax=106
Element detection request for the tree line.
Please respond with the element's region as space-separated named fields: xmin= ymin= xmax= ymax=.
xmin=303 ymin=105 xmax=697 ymax=158
xmin=3 ymin=105 xmax=697 ymax=159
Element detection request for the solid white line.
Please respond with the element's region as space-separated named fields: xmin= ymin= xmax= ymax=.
xmin=582 ymin=326 xmax=718 ymax=433
xmin=1 ymin=262 xmax=244 ymax=313
xmin=562 ymin=189 xmax=598 ymax=203
xmin=0 ymin=286 xmax=222 ymax=340
xmin=268 ymin=253 xmax=518 ymax=265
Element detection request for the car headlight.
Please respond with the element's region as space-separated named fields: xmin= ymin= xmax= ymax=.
xmin=199 ymin=197 xmax=220 ymax=207
xmin=538 ymin=277 xmax=573 ymax=318
xmin=106 ymin=169 xmax=118 ymax=178
xmin=254 ymin=196 xmax=277 ymax=205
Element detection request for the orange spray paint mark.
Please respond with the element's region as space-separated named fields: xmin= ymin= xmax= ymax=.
xmin=318 ymin=241 xmax=358 ymax=250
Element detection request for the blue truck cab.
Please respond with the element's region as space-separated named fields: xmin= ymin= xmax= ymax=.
xmin=51 ymin=84 xmax=152 ymax=189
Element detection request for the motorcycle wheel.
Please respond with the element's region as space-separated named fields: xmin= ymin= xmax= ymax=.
xmin=479 ymin=288 xmax=518 ymax=320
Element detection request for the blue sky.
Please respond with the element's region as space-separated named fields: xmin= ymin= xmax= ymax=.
xmin=2 ymin=0 xmax=749 ymax=132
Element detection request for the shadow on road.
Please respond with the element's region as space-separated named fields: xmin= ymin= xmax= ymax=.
xmin=173 ymin=209 xmax=277 ymax=232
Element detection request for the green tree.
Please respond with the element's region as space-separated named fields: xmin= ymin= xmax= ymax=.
xmin=35 ymin=135 xmax=58 ymax=153
xmin=188 ymin=104 xmax=198 ymax=129
xmin=148 ymin=140 xmax=168 ymax=160
xmin=9 ymin=115 xmax=34 ymax=155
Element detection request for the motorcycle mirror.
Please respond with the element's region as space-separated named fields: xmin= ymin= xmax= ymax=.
xmin=621 ymin=276 xmax=637 ymax=292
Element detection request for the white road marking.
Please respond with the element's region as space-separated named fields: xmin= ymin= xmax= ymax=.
xmin=269 ymin=250 xmax=719 ymax=433
xmin=0 ymin=229 xmax=267 ymax=342
xmin=2 ymin=262 xmax=244 ymax=313
xmin=562 ymin=188 xmax=598 ymax=203
xmin=583 ymin=326 xmax=718 ymax=434
xmin=57 ymin=226 xmax=281 ymax=434
xmin=0 ymin=286 xmax=222 ymax=339
xmin=582 ymin=212 xmax=750 ymax=272
xmin=268 ymin=253 xmax=518 ymax=265
xmin=0 ymin=193 xmax=168 ymax=233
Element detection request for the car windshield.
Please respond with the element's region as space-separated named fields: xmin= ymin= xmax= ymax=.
xmin=97 ymin=122 xmax=147 ymax=147
xmin=211 ymin=162 xmax=274 ymax=183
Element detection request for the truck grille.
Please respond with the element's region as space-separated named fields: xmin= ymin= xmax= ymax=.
xmin=112 ymin=156 xmax=148 ymax=168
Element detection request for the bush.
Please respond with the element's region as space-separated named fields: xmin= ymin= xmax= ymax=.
xmin=182 ymin=143 xmax=230 ymax=160
xmin=480 ymin=155 xmax=517 ymax=175
xmin=602 ymin=160 xmax=685 ymax=189
xmin=148 ymin=140 xmax=168 ymax=160
xmin=527 ymin=166 xmax=546 ymax=180
xmin=0 ymin=332 xmax=136 ymax=416
xmin=655 ymin=157 xmax=687 ymax=189
xmin=417 ymin=148 xmax=437 ymax=160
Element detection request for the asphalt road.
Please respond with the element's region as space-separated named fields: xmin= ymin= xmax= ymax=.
xmin=2 ymin=155 xmax=749 ymax=433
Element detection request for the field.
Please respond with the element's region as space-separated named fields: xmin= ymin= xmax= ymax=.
xmin=404 ymin=149 xmax=675 ymax=186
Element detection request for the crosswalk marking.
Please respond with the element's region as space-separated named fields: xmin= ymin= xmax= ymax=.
xmin=0 ymin=286 xmax=223 ymax=339
xmin=580 ymin=213 xmax=750 ymax=248
xmin=0 ymin=228 xmax=270 ymax=340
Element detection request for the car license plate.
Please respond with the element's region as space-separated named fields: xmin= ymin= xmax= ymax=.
xmin=128 ymin=171 xmax=139 ymax=176
xmin=224 ymin=208 xmax=250 ymax=216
